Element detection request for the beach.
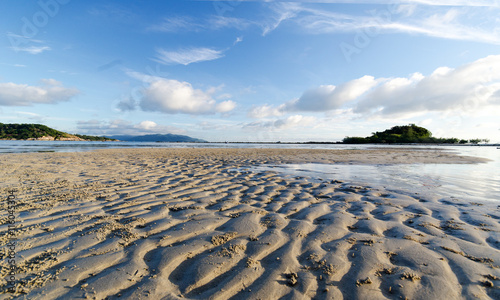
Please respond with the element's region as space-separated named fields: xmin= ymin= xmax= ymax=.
xmin=0 ymin=148 xmax=499 ymax=300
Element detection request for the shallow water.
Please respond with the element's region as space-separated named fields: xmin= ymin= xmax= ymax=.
xmin=0 ymin=140 xmax=445 ymax=153
xmin=1 ymin=141 xmax=498 ymax=203
xmin=249 ymin=146 xmax=499 ymax=203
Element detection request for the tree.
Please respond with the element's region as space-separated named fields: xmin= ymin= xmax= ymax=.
xmin=341 ymin=124 xmax=481 ymax=144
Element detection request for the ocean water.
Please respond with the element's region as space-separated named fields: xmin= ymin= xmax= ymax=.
xmin=0 ymin=140 xmax=389 ymax=153
xmin=1 ymin=140 xmax=498 ymax=203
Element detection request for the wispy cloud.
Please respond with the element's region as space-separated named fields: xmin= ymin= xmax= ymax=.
xmin=210 ymin=15 xmax=252 ymax=30
xmin=154 ymin=47 xmax=225 ymax=65
xmin=87 ymin=4 xmax=137 ymax=21
xmin=148 ymin=16 xmax=199 ymax=32
xmin=11 ymin=45 xmax=51 ymax=54
xmin=7 ymin=33 xmax=51 ymax=54
xmin=218 ymin=0 xmax=498 ymax=7
xmin=14 ymin=111 xmax=45 ymax=122
xmin=263 ymin=2 xmax=500 ymax=44
xmin=243 ymin=115 xmax=316 ymax=130
xmin=262 ymin=3 xmax=300 ymax=36
xmin=146 ymin=2 xmax=500 ymax=43
xmin=0 ymin=63 xmax=26 ymax=68
xmin=248 ymin=104 xmax=286 ymax=118
xmin=234 ymin=36 xmax=244 ymax=45
xmin=76 ymin=119 xmax=187 ymax=136
xmin=148 ymin=2 xmax=499 ymax=42
xmin=390 ymin=0 xmax=498 ymax=6
xmin=148 ymin=15 xmax=252 ymax=32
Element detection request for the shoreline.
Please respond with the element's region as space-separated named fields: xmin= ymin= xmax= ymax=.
xmin=0 ymin=148 xmax=498 ymax=299
xmin=0 ymin=147 xmax=491 ymax=164
xmin=1 ymin=139 xmax=499 ymax=145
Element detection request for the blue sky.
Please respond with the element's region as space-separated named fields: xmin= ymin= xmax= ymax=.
xmin=1 ymin=0 xmax=499 ymax=142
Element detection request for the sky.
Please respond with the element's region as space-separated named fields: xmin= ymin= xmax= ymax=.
xmin=1 ymin=0 xmax=499 ymax=143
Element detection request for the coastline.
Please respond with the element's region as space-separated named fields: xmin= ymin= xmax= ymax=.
xmin=0 ymin=148 xmax=498 ymax=299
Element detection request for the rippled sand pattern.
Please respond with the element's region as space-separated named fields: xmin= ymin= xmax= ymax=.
xmin=0 ymin=148 xmax=498 ymax=300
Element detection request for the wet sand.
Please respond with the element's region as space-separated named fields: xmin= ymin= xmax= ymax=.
xmin=0 ymin=148 xmax=499 ymax=299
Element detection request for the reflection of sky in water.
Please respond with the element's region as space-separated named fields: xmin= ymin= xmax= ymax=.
xmin=251 ymin=147 xmax=500 ymax=203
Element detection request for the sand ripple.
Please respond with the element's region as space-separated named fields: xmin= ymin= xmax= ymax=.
xmin=0 ymin=148 xmax=498 ymax=300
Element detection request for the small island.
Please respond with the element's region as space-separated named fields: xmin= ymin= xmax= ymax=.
xmin=0 ymin=123 xmax=116 ymax=141
xmin=342 ymin=124 xmax=490 ymax=144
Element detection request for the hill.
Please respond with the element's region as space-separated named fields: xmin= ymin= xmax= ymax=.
xmin=108 ymin=134 xmax=207 ymax=143
xmin=0 ymin=123 xmax=115 ymax=141
xmin=342 ymin=124 xmax=489 ymax=144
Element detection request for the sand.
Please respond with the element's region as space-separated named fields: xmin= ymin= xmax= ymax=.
xmin=0 ymin=148 xmax=498 ymax=300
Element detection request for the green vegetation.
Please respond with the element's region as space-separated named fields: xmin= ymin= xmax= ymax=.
xmin=0 ymin=123 xmax=115 ymax=141
xmin=0 ymin=123 xmax=68 ymax=140
xmin=73 ymin=134 xmax=116 ymax=141
xmin=343 ymin=124 xmax=489 ymax=144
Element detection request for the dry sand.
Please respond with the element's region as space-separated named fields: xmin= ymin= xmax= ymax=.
xmin=0 ymin=148 xmax=498 ymax=300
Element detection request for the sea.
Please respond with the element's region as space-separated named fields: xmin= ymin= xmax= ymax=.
xmin=0 ymin=140 xmax=498 ymax=203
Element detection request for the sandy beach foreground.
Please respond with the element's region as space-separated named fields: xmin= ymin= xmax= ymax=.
xmin=0 ymin=148 xmax=499 ymax=300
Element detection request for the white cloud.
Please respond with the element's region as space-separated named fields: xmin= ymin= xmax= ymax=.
xmin=140 ymin=78 xmax=236 ymax=115
xmin=354 ymin=55 xmax=500 ymax=117
xmin=247 ymin=104 xmax=286 ymax=118
xmin=216 ymin=100 xmax=237 ymax=113
xmin=154 ymin=47 xmax=224 ymax=65
xmin=287 ymin=75 xmax=378 ymax=112
xmin=76 ymin=119 xmax=186 ymax=136
xmin=248 ymin=75 xmax=377 ymax=117
xmin=135 ymin=120 xmax=158 ymax=130
xmin=248 ymin=55 xmax=500 ymax=120
xmin=0 ymin=79 xmax=79 ymax=106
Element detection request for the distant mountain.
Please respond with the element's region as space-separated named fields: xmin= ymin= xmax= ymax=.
xmin=0 ymin=123 xmax=115 ymax=141
xmin=108 ymin=134 xmax=207 ymax=143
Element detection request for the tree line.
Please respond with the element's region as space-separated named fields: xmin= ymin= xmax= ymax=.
xmin=342 ymin=124 xmax=490 ymax=144
xmin=0 ymin=123 xmax=115 ymax=141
